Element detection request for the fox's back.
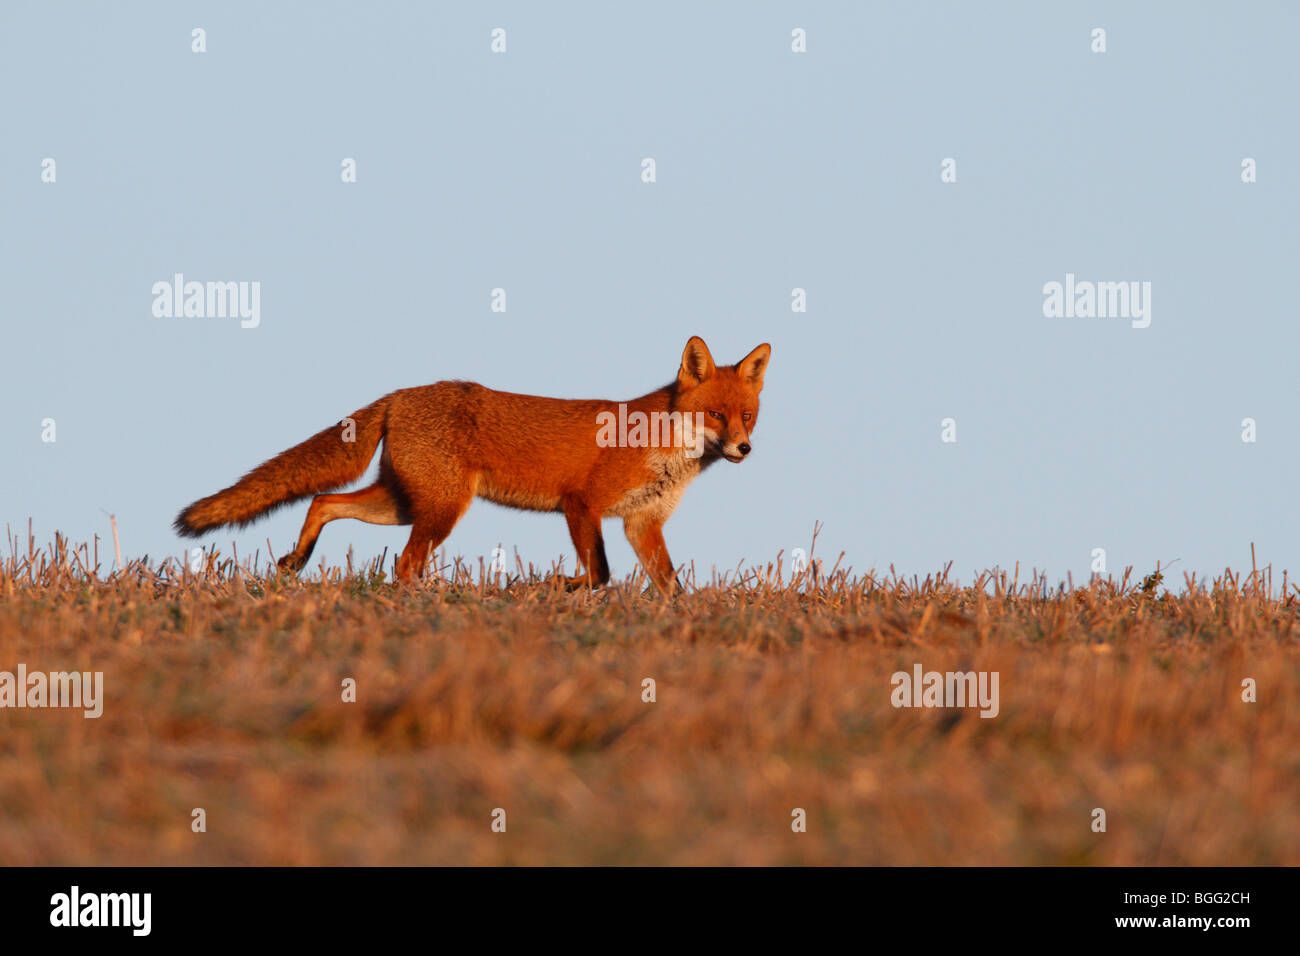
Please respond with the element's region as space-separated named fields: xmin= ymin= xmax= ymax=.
xmin=385 ymin=381 xmax=653 ymax=512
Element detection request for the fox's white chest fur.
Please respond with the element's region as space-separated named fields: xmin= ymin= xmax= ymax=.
xmin=608 ymin=447 xmax=712 ymax=520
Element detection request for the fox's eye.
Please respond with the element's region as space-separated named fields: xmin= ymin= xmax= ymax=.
xmin=708 ymin=410 xmax=723 ymax=420
xmin=742 ymin=413 xmax=752 ymax=423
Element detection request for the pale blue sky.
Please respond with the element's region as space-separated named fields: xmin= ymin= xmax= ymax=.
xmin=3 ymin=2 xmax=1297 ymax=587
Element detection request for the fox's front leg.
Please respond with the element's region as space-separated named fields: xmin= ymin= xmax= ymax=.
xmin=623 ymin=513 xmax=680 ymax=593
xmin=561 ymin=499 xmax=610 ymax=589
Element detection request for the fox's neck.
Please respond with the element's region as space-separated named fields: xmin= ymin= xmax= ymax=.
xmin=623 ymin=381 xmax=679 ymax=410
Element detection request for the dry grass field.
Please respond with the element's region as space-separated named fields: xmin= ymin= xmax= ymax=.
xmin=1 ymin=530 xmax=1297 ymax=866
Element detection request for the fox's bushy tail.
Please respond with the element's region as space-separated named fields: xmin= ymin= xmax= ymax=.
xmin=173 ymin=396 xmax=390 ymax=536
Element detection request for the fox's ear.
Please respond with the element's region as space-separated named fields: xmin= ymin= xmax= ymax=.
xmin=678 ymin=335 xmax=717 ymax=388
xmin=735 ymin=343 xmax=771 ymax=392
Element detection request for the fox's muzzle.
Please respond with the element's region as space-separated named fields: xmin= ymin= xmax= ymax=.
xmin=723 ymin=441 xmax=751 ymax=462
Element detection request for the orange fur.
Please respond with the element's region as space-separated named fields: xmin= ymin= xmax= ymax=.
xmin=174 ymin=336 xmax=770 ymax=590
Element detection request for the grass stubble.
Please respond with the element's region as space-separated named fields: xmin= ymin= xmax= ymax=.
xmin=0 ymin=529 xmax=1296 ymax=866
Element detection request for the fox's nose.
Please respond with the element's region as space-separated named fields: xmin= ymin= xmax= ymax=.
xmin=738 ymin=442 xmax=751 ymax=456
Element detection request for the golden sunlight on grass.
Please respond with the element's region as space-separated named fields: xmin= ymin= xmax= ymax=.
xmin=1 ymin=533 xmax=1296 ymax=864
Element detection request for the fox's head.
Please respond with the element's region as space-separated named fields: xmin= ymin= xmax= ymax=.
xmin=672 ymin=336 xmax=771 ymax=463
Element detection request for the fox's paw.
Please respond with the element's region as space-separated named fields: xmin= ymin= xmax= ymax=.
xmin=276 ymin=552 xmax=305 ymax=575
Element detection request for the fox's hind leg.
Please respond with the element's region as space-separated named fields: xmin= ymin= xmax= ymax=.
xmin=393 ymin=476 xmax=476 ymax=585
xmin=277 ymin=482 xmax=408 ymax=574
xmin=395 ymin=504 xmax=473 ymax=584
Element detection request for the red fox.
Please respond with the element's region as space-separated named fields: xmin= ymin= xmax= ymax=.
xmin=174 ymin=336 xmax=770 ymax=590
